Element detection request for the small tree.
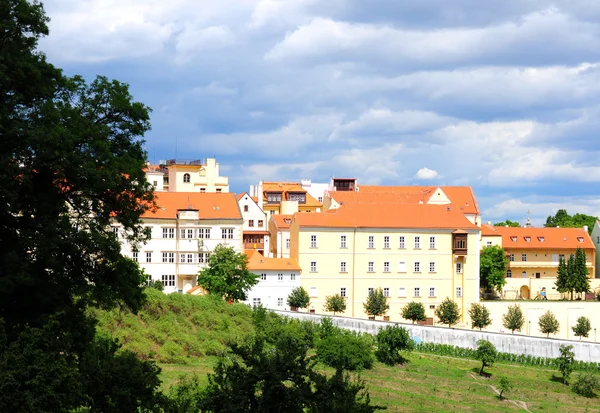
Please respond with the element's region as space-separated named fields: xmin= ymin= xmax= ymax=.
xmin=475 ymin=340 xmax=497 ymax=375
xmin=502 ymin=304 xmax=524 ymax=334
xmin=434 ymin=298 xmax=461 ymax=328
xmin=555 ymin=255 xmax=569 ymax=297
xmin=498 ymin=376 xmax=512 ymax=399
xmin=468 ymin=303 xmax=492 ymax=331
xmin=375 ymin=325 xmax=414 ymax=366
xmin=572 ymin=373 xmax=599 ymax=398
xmin=572 ymin=316 xmax=592 ymax=340
xmin=479 ymin=245 xmax=508 ymax=293
xmin=573 ymin=247 xmax=590 ymax=298
xmin=401 ymin=302 xmax=426 ymax=324
xmin=324 ymin=294 xmax=347 ymax=316
xmin=316 ymin=332 xmax=374 ymax=373
xmin=555 ymin=344 xmax=575 ymax=385
xmin=287 ymin=287 xmax=311 ymax=310
xmin=538 ymin=310 xmax=560 ymax=337
xmin=363 ymin=288 xmax=389 ymax=320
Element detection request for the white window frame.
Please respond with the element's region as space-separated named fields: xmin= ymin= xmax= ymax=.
xmin=398 ymin=287 xmax=407 ymax=298
xmin=285 ymin=238 xmax=290 ymax=249
xmin=260 ymin=273 xmax=267 ymax=281
xmin=340 ymin=262 xmax=347 ymax=272
xmin=414 ymin=287 xmax=421 ymax=298
xmin=383 ymin=236 xmax=390 ymax=249
xmin=521 ymin=253 xmax=527 ymax=262
xmin=456 ymin=262 xmax=462 ymax=274
xmin=429 ymin=236 xmax=436 ymax=249
xmin=340 ymin=287 xmax=347 ymax=297
xmin=277 ymin=273 xmax=283 ymax=281
xmin=310 ymin=261 xmax=317 ymax=272
xmin=161 ymin=274 xmax=175 ymax=287
xmin=429 ymin=287 xmax=436 ymax=297
xmin=414 ymin=236 xmax=421 ymax=249
xmin=132 ymin=251 xmax=138 ymax=262
xmin=429 ymin=262 xmax=436 ymax=273
xmin=252 ymin=298 xmax=261 ymax=307
xmin=277 ymin=297 xmax=283 ymax=306
xmin=398 ymin=236 xmax=405 ymax=249
xmin=367 ymin=261 xmax=374 ymax=272
xmin=414 ymin=261 xmax=421 ymax=273
xmin=368 ymin=235 xmax=375 ymax=249
xmin=340 ymin=235 xmax=347 ymax=248
xmin=222 ymin=228 xmax=234 ymax=239
xmin=383 ymin=261 xmax=390 ymax=272
xmin=310 ymin=235 xmax=318 ymax=248
xmin=456 ymin=287 xmax=463 ymax=298
xmin=162 ymin=227 xmax=175 ymax=239
xmin=145 ymin=252 xmax=152 ymax=263
xmin=309 ymin=286 xmax=318 ymax=297
xmin=383 ymin=287 xmax=390 ymax=297
xmin=398 ymin=261 xmax=406 ymax=273
xmin=509 ymin=253 xmax=514 ymax=262
xmin=506 ymin=269 xmax=512 ymax=278
xmin=290 ymin=273 xmax=296 ymax=281
xmin=198 ymin=228 xmax=211 ymax=239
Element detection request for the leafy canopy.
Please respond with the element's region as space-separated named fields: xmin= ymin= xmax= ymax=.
xmin=555 ymin=345 xmax=575 ymax=385
xmin=363 ymin=288 xmax=389 ymax=319
xmin=316 ymin=331 xmax=375 ymax=373
xmin=468 ymin=303 xmax=492 ymax=331
xmin=493 ymin=220 xmax=521 ymax=227
xmin=502 ymin=304 xmax=524 ymax=334
xmin=538 ymin=310 xmax=560 ymax=337
xmin=375 ymin=325 xmax=414 ymax=366
xmin=479 ymin=245 xmax=508 ymax=293
xmin=434 ymin=298 xmax=461 ymax=328
xmin=572 ymin=316 xmax=591 ymax=340
xmin=324 ymin=294 xmax=347 ymax=316
xmin=401 ymin=302 xmax=427 ymax=324
xmin=287 ymin=286 xmax=311 ymax=309
xmin=545 ymin=209 xmax=597 ymax=234
xmin=475 ymin=340 xmax=497 ymax=375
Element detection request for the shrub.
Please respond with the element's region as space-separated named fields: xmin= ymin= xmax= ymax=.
xmin=401 ymin=302 xmax=426 ymax=324
xmin=317 ymin=331 xmax=374 ymax=372
xmin=572 ymin=373 xmax=599 ymax=398
xmin=556 ymin=345 xmax=575 ymax=384
xmin=434 ymin=298 xmax=460 ymax=328
xmin=375 ymin=325 xmax=414 ymax=365
xmin=287 ymin=287 xmax=311 ymax=310
xmin=498 ymin=376 xmax=512 ymax=399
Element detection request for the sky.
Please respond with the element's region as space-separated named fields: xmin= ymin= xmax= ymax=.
xmin=38 ymin=0 xmax=600 ymax=226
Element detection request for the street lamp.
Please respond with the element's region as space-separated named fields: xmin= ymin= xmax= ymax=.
xmin=595 ymin=328 xmax=597 ymax=343
xmin=529 ymin=321 xmax=531 ymax=335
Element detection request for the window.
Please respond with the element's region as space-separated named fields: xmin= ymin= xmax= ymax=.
xmin=183 ymin=173 xmax=190 ymax=183
xmin=521 ymin=271 xmax=527 ymax=278
xmin=198 ymin=253 xmax=206 ymax=263
xmin=162 ymin=227 xmax=175 ymax=238
xmin=285 ymin=238 xmax=290 ymax=249
xmin=521 ymin=253 xmax=527 ymax=262
xmin=258 ymin=220 xmax=263 ymax=227
xmin=180 ymin=228 xmax=194 ymax=239
xmin=152 ymin=180 xmax=158 ymax=187
xmin=310 ymin=235 xmax=318 ymax=248
xmin=291 ymin=274 xmax=296 ymax=281
xmin=270 ymin=210 xmax=275 ymax=215
xmin=429 ymin=236 xmax=436 ymax=249
xmin=145 ymin=275 xmax=152 ymax=286
xmin=278 ymin=273 xmax=283 ymax=281
xmin=132 ymin=252 xmax=138 ymax=262
xmin=429 ymin=287 xmax=436 ymax=297
xmin=221 ymin=228 xmax=234 ymax=239
xmin=414 ymin=287 xmax=421 ymax=298
xmin=383 ymin=236 xmax=390 ymax=249
xmin=597 ymin=236 xmax=599 ymax=244
xmin=180 ymin=253 xmax=186 ymax=263
xmin=383 ymin=261 xmax=390 ymax=272
xmin=367 ymin=261 xmax=374 ymax=272
xmin=509 ymin=253 xmax=514 ymax=262
xmin=216 ymin=188 xmax=222 ymax=193
xmin=162 ymin=252 xmax=175 ymax=263
xmin=200 ymin=188 xmax=206 ymax=193
xmin=161 ymin=274 xmax=175 ymax=287
xmin=368 ymin=236 xmax=374 ymax=249
xmin=538 ymin=237 xmax=545 ymax=242
xmin=398 ymin=261 xmax=406 ymax=272
xmin=277 ymin=298 xmax=283 ymax=306
xmin=456 ymin=287 xmax=462 ymax=298
xmin=187 ymin=254 xmax=194 ymax=263
xmin=398 ymin=287 xmax=407 ymax=297
xmin=243 ymin=205 xmax=249 ymax=212
xmin=524 ymin=236 xmax=531 ymax=243
xmin=309 ymin=286 xmax=318 ymax=297
xmin=340 ymin=235 xmax=347 ymax=248
xmin=456 ymin=262 xmax=462 ymax=274
xmin=506 ymin=269 xmax=512 ymax=278
xmin=510 ymin=236 xmax=517 ymax=242
xmin=340 ymin=262 xmax=347 ymax=272
xmin=112 ymin=226 xmax=119 ymax=237
xmin=145 ymin=252 xmax=152 ymax=263
xmin=252 ymin=298 xmax=261 ymax=307
xmin=559 ymin=254 xmax=565 ymax=260
xmin=261 ymin=273 xmax=267 ymax=281
xmin=414 ymin=262 xmax=421 ymax=273
xmin=414 ymin=236 xmax=421 ymax=249
xmin=429 ymin=262 xmax=436 ymax=273
xmin=383 ymin=287 xmax=390 ymax=297
xmin=310 ymin=261 xmax=317 ymax=272
xmin=248 ymin=220 xmax=254 ymax=227
xmin=486 ymin=241 xmax=492 ymax=246
xmin=318 ymin=197 xmax=323 ymax=203
xmin=340 ymin=287 xmax=347 ymax=297
xmin=398 ymin=236 xmax=405 ymax=249
xmin=198 ymin=228 xmax=211 ymax=239
xmin=367 ymin=287 xmax=374 ymax=294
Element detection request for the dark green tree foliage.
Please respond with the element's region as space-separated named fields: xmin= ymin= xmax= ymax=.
xmin=375 ymin=325 xmax=414 ymax=366
xmin=317 ymin=332 xmax=374 ymax=372
xmin=493 ymin=220 xmax=521 ymax=227
xmin=555 ymin=345 xmax=575 ymax=385
xmin=475 ymin=340 xmax=497 ymax=375
xmin=310 ymin=371 xmax=385 ymax=413
xmin=545 ymin=209 xmax=598 ymax=234
xmin=567 ymin=253 xmax=577 ymax=300
xmin=502 ymin=304 xmax=524 ymax=334
xmin=479 ymin=245 xmax=508 ymax=293
xmin=555 ymin=255 xmax=569 ymax=295
xmin=287 ymin=286 xmax=311 ymax=309
xmin=434 ymin=298 xmax=461 ymax=328
xmin=572 ymin=373 xmax=599 ymax=398
xmin=573 ymin=248 xmax=590 ymax=297
xmin=363 ymin=288 xmax=389 ymax=319
xmin=198 ymin=245 xmax=258 ymax=302
xmin=401 ymin=302 xmax=426 ymax=324
xmin=572 ymin=316 xmax=592 ymax=340
xmin=498 ymin=376 xmax=512 ymax=399
xmin=324 ymin=294 xmax=347 ymax=316
xmin=468 ymin=303 xmax=492 ymax=331
xmin=538 ymin=310 xmax=560 ymax=337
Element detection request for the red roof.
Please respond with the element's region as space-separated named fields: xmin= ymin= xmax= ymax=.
xmin=245 ymin=250 xmax=301 ymax=271
xmin=142 ymin=192 xmax=241 ymax=220
xmin=493 ymin=226 xmax=594 ymax=249
xmin=481 ymin=224 xmax=502 ymax=236
xmin=272 ymin=214 xmax=294 ymax=229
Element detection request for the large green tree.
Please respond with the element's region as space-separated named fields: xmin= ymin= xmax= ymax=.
xmin=401 ymin=302 xmax=427 ymax=324
xmin=545 ymin=209 xmax=597 ymax=234
xmin=324 ymin=294 xmax=347 ymax=316
xmin=493 ymin=220 xmax=521 ymax=227
xmin=287 ymin=286 xmax=311 ymax=310
xmin=434 ymin=298 xmax=461 ymax=328
xmin=479 ymin=245 xmax=508 ymax=293
xmin=198 ymin=245 xmax=258 ymax=302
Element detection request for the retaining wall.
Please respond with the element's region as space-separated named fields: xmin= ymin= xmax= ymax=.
xmin=274 ymin=311 xmax=600 ymax=363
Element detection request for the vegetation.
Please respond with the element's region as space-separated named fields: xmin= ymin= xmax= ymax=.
xmin=555 ymin=248 xmax=591 ymax=300
xmin=493 ymin=220 xmax=521 ymax=227
xmin=572 ymin=373 xmax=599 ymax=398
xmin=572 ymin=316 xmax=592 ymax=340
xmin=556 ymin=345 xmax=575 ymax=385
xmin=468 ymin=303 xmax=492 ymax=331
xmin=287 ymin=286 xmax=311 ymax=310
xmin=375 ymin=325 xmax=414 ymax=366
xmin=434 ymin=298 xmax=461 ymax=328
xmin=502 ymin=304 xmax=524 ymax=334
xmin=479 ymin=245 xmax=508 ymax=293
xmin=401 ymin=302 xmax=427 ymax=324
xmin=316 ymin=331 xmax=375 ymax=372
xmin=363 ymin=288 xmax=389 ymax=320
xmin=544 ymin=209 xmax=597 ymax=234
xmin=497 ymin=376 xmax=512 ymax=399
xmin=324 ymin=294 xmax=347 ymax=316
xmin=538 ymin=310 xmax=560 ymax=337
xmin=475 ymin=340 xmax=497 ymax=375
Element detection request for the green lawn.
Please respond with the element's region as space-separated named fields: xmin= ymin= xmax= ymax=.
xmin=159 ymin=353 xmax=598 ymax=413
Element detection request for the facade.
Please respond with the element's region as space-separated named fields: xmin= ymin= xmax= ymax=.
xmin=119 ymin=192 xmax=243 ymax=293
xmin=592 ymin=220 xmax=600 ymax=279
xmin=250 ymin=181 xmax=322 ymax=217
xmin=300 ymin=179 xmax=328 ymax=205
xmin=237 ymin=192 xmax=270 ymax=257
xmin=289 ymin=202 xmax=481 ymax=324
xmin=483 ymin=226 xmax=597 ymax=299
xmin=144 ymin=158 xmax=229 ymax=193
xmin=244 ymin=250 xmax=301 ymax=309
xmin=269 ymin=214 xmax=293 ymax=258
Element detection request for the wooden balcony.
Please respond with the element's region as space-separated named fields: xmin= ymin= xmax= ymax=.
xmin=452 ymin=231 xmax=468 ymax=255
xmin=244 ymin=242 xmax=264 ymax=250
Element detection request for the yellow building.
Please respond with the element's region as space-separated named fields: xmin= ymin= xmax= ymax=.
xmin=251 ymin=181 xmax=322 ymax=217
xmin=268 ymin=214 xmax=293 ymax=258
xmin=482 ymin=225 xmax=597 ymax=299
xmin=289 ymin=202 xmax=481 ymax=324
xmin=150 ymin=158 xmax=229 ymax=193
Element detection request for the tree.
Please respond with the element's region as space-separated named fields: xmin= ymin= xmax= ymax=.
xmin=434 ymin=298 xmax=461 ymax=328
xmin=493 ymin=220 xmax=521 ymax=227
xmin=479 ymin=245 xmax=508 ymax=293
xmin=538 ymin=310 xmax=560 ymax=337
xmin=545 ymin=209 xmax=598 ymax=234
xmin=401 ymin=302 xmax=427 ymax=324
xmin=572 ymin=374 xmax=599 ymax=398
xmin=502 ymin=304 xmax=524 ymax=334
xmin=363 ymin=288 xmax=389 ymax=320
xmin=572 ymin=316 xmax=591 ymax=340
xmin=324 ymin=294 xmax=347 ymax=316
xmin=468 ymin=303 xmax=492 ymax=331
xmin=316 ymin=332 xmax=374 ymax=373
xmin=197 ymin=245 xmax=258 ymax=302
xmin=555 ymin=255 xmax=569 ymax=297
xmin=555 ymin=345 xmax=575 ymax=385
xmin=375 ymin=325 xmax=414 ymax=366
xmin=566 ymin=253 xmax=577 ymax=300
xmin=475 ymin=340 xmax=497 ymax=375
xmin=572 ymin=247 xmax=590 ymax=298
xmin=498 ymin=376 xmax=512 ymax=399
xmin=287 ymin=287 xmax=311 ymax=310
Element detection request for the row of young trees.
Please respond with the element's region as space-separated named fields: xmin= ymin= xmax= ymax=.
xmin=555 ymin=248 xmax=591 ymax=299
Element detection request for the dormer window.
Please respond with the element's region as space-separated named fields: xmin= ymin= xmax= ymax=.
xmin=524 ymin=236 xmax=531 ymax=243
xmin=538 ymin=237 xmax=545 ymax=242
xmin=266 ymin=193 xmax=282 ymax=204
xmin=510 ymin=236 xmax=517 ymax=242
xmin=284 ymin=218 xmax=291 ymax=224
xmin=288 ymin=192 xmax=306 ymax=204
xmin=577 ymin=237 xmax=584 ymax=243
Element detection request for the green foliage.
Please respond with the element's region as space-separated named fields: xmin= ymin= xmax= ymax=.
xmin=545 ymin=209 xmax=597 ymax=234
xmin=502 ymin=304 xmax=524 ymax=333
xmin=324 ymin=294 xmax=347 ymax=316
xmin=555 ymin=255 xmax=569 ymax=294
xmin=401 ymin=302 xmax=427 ymax=324
xmin=197 ymin=245 xmax=258 ymax=302
xmin=572 ymin=316 xmax=592 ymax=340
xmin=287 ymin=286 xmax=311 ymax=309
xmin=497 ymin=376 xmax=512 ymax=399
xmin=572 ymin=373 xmax=599 ymax=398
xmin=573 ymin=248 xmax=591 ymax=296
xmin=146 ymin=280 xmax=165 ymax=292
xmin=317 ymin=331 xmax=375 ymax=372
xmin=493 ymin=220 xmax=521 ymax=227
xmin=310 ymin=371 xmax=386 ymax=412
xmin=538 ymin=310 xmax=560 ymax=337
xmin=556 ymin=345 xmax=575 ymax=385
xmin=468 ymin=303 xmax=492 ymax=331
xmin=165 ymin=375 xmax=205 ymax=413
xmin=479 ymin=245 xmax=508 ymax=293
xmin=475 ymin=340 xmax=497 ymax=375
xmin=317 ymin=317 xmax=341 ymax=339
xmin=363 ymin=288 xmax=389 ymax=319
xmin=434 ymin=298 xmax=461 ymax=328
xmin=375 ymin=325 xmax=414 ymax=366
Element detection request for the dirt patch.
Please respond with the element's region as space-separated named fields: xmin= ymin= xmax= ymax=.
xmin=468 ymin=372 xmax=532 ymax=412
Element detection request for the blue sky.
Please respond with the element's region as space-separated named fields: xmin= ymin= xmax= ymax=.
xmin=39 ymin=0 xmax=600 ymax=226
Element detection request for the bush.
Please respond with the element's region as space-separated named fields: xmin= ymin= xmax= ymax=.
xmin=317 ymin=331 xmax=374 ymax=372
xmin=556 ymin=345 xmax=575 ymax=384
xmin=572 ymin=373 xmax=599 ymax=398
xmin=475 ymin=340 xmax=497 ymax=375
xmin=375 ymin=325 xmax=414 ymax=365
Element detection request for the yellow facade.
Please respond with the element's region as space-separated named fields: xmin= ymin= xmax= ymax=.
xmin=167 ymin=158 xmax=229 ymax=193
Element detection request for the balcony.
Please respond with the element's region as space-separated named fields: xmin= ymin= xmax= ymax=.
xmin=452 ymin=231 xmax=468 ymax=255
xmin=244 ymin=242 xmax=265 ymax=250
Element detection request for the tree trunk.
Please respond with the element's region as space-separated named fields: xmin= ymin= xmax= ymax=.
xmin=479 ymin=364 xmax=484 ymax=375
xmin=499 ymin=390 xmax=504 ymax=399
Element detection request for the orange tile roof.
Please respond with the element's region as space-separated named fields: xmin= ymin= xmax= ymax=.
xmin=237 ymin=192 xmax=260 ymax=205
xmin=272 ymin=214 xmax=293 ymax=229
xmin=245 ymin=250 xmax=301 ymax=271
xmin=262 ymin=182 xmax=321 ymax=208
xmin=481 ymin=224 xmax=501 ymax=236
xmin=142 ymin=192 xmax=242 ymax=220
xmin=493 ymin=226 xmax=595 ymax=249
xmin=294 ymin=203 xmax=478 ymax=230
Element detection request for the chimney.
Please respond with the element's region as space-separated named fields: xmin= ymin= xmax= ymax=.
xmin=487 ymin=221 xmax=491 ymax=225
xmin=257 ymin=181 xmax=264 ymax=207
xmin=249 ymin=185 xmax=255 ymax=197
xmin=584 ymin=225 xmax=588 ymax=233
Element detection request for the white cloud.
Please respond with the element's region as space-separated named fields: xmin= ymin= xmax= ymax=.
xmin=191 ymin=82 xmax=238 ymax=96
xmin=415 ymin=168 xmax=439 ymax=180
xmin=175 ymin=25 xmax=236 ymax=64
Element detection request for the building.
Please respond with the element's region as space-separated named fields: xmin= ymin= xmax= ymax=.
xmin=244 ymin=250 xmax=301 ymax=309
xmin=289 ymin=201 xmax=481 ymax=323
xmin=119 ymin=192 xmax=243 ymax=293
xmin=482 ymin=225 xmax=597 ymax=300
xmin=237 ymin=192 xmax=270 ymax=257
xmin=592 ymin=220 xmax=600 ymax=279
xmin=250 ymin=181 xmax=322 ymax=217
xmin=144 ymin=158 xmax=229 ymax=193
xmin=300 ymin=179 xmax=329 ymax=205
xmin=269 ymin=214 xmax=293 ymax=258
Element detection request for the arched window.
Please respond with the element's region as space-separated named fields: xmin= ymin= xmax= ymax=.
xmin=183 ymin=173 xmax=190 ymax=183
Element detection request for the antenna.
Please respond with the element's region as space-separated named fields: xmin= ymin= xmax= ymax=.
xmin=175 ymin=136 xmax=178 ymax=161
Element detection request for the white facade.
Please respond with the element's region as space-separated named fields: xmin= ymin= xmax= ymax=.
xmin=245 ymin=270 xmax=301 ymax=310
xmin=146 ymin=169 xmax=166 ymax=192
xmin=301 ymin=179 xmax=328 ymax=205
xmin=238 ymin=193 xmax=271 ymax=256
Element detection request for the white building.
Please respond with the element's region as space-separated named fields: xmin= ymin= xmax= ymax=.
xmin=268 ymin=214 xmax=293 ymax=258
xmin=244 ymin=250 xmax=301 ymax=309
xmin=144 ymin=158 xmax=229 ymax=193
xmin=301 ymin=179 xmax=329 ymax=205
xmin=237 ymin=192 xmax=271 ymax=257
xmin=119 ymin=192 xmax=243 ymax=293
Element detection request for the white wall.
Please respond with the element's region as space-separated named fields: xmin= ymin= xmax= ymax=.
xmin=301 ymin=180 xmax=328 ymax=204
xmin=245 ymin=270 xmax=300 ymax=309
